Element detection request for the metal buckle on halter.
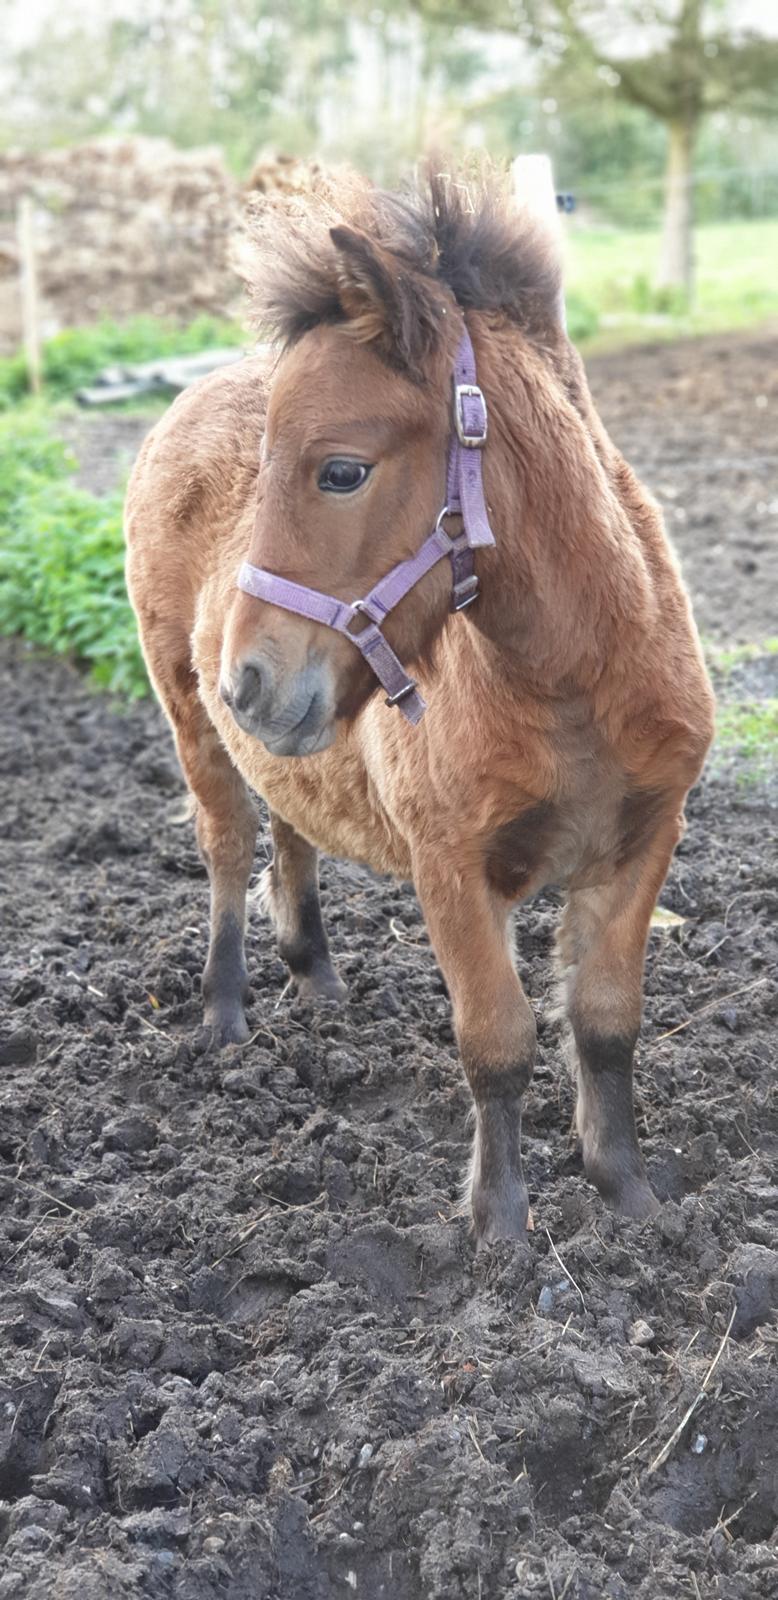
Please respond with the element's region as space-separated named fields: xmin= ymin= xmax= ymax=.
xmin=453 ymin=383 xmax=488 ymax=448
xmin=385 ymin=680 xmax=417 ymax=708
xmin=452 ymin=574 xmax=480 ymax=611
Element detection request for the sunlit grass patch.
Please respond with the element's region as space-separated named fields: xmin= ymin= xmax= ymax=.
xmin=713 ymin=699 xmax=778 ymax=783
xmin=567 ymin=217 xmax=778 ymax=351
xmin=704 ymin=637 xmax=778 ymax=676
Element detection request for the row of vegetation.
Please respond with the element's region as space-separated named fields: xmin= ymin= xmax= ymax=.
xmin=0 ymin=315 xmax=245 ymax=409
xmin=5 ymin=0 xmax=778 ymax=305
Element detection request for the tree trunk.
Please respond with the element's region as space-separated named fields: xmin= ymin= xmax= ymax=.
xmin=658 ymin=116 xmax=696 ymax=299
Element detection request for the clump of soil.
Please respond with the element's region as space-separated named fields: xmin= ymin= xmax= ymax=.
xmin=0 ymin=136 xmax=324 ymax=354
xmin=1 ymin=332 xmax=776 ymax=1597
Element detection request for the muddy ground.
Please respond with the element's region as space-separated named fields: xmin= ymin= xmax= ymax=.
xmin=1 ymin=333 xmax=777 ymax=1598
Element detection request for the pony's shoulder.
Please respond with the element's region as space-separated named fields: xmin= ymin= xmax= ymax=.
xmin=159 ymin=349 xmax=271 ymax=441
xmin=125 ymin=351 xmax=269 ymax=534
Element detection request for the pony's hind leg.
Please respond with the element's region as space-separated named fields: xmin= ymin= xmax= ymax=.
xmin=262 ymin=812 xmax=346 ymax=1004
xmin=415 ymin=861 xmax=536 ymax=1245
xmin=171 ymin=688 xmax=258 ymax=1046
xmin=558 ymin=811 xmax=684 ymax=1219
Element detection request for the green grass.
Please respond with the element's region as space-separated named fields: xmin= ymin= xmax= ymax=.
xmin=704 ymin=636 xmax=778 ymax=676
xmin=714 ymin=699 xmax=778 ymax=783
xmin=0 ymin=313 xmax=245 ymax=406
xmin=567 ymin=217 xmax=778 ymax=351
xmin=0 ymin=407 xmax=147 ymax=697
xmin=700 ymin=637 xmax=778 ymax=782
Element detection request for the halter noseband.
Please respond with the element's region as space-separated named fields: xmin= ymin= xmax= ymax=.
xmin=236 ymin=327 xmax=496 ymax=726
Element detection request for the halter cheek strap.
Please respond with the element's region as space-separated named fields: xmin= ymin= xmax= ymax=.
xmin=236 ymin=327 xmax=496 ymax=726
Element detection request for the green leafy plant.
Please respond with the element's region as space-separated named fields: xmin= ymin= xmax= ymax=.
xmin=0 ymin=408 xmax=148 ymax=696
xmin=627 ymin=274 xmax=689 ymax=317
xmin=0 ymin=314 xmax=245 ymax=405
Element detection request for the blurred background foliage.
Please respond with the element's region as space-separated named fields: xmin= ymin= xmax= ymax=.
xmin=2 ymin=4 xmax=777 ymax=224
xmin=0 ymin=2 xmax=776 ymax=319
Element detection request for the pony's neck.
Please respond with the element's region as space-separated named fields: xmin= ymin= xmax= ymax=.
xmin=465 ymin=321 xmax=657 ymax=693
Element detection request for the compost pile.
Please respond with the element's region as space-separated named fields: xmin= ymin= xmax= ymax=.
xmin=0 ymin=333 xmax=776 ymax=1598
xmin=0 ymin=138 xmax=327 ymax=354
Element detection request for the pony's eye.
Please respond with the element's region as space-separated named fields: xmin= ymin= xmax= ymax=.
xmin=318 ymin=459 xmax=371 ymax=494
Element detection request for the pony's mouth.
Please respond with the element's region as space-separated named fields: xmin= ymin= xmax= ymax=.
xmin=261 ymin=716 xmax=336 ymax=758
xmin=226 ymin=685 xmax=335 ymax=758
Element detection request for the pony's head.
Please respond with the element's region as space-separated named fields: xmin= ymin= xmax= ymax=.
xmin=220 ymin=167 xmax=561 ymax=756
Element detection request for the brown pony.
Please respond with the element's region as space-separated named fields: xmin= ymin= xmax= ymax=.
xmin=125 ymin=167 xmax=714 ymax=1245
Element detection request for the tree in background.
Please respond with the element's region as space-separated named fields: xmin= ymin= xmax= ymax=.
xmin=417 ymin=0 xmax=778 ymax=297
xmin=546 ymin=1 xmax=778 ymax=294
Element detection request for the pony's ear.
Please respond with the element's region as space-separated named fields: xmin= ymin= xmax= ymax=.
xmin=329 ymin=223 xmax=442 ymax=380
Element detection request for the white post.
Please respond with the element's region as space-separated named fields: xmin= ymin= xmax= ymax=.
xmin=16 ymin=195 xmax=42 ymax=396
xmin=511 ymin=153 xmax=566 ymax=331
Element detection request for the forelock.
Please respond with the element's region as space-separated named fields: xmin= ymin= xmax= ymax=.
xmin=240 ymin=160 xmax=563 ymax=356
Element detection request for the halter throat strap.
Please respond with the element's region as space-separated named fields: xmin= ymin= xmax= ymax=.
xmin=236 ymin=326 xmax=496 ymax=726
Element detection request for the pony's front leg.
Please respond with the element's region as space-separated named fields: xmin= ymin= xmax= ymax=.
xmin=415 ymin=863 xmax=536 ymax=1244
xmin=175 ymin=709 xmax=258 ymax=1047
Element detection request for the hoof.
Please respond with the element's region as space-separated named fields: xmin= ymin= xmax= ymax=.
xmin=472 ymin=1177 xmax=530 ymax=1249
xmin=582 ymin=1132 xmax=660 ymax=1222
xmin=293 ymin=965 xmax=347 ymax=1006
xmin=612 ymin=1179 xmax=660 ymax=1221
xmin=205 ymin=1005 xmax=250 ymax=1048
xmin=585 ymin=1153 xmax=660 ymax=1221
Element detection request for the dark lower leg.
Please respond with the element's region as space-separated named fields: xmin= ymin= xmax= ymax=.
xmin=469 ymin=1084 xmax=529 ymax=1244
xmin=559 ymin=839 xmax=682 ymax=1220
xmin=202 ymin=890 xmax=252 ymax=1046
xmin=416 ymin=867 xmax=534 ymax=1244
xmin=572 ymin=1026 xmax=658 ymax=1219
xmin=265 ymin=813 xmax=345 ymax=1003
xmin=181 ymin=722 xmax=257 ymax=1047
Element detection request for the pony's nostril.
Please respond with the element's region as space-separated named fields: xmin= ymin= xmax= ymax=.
xmin=233 ymin=661 xmax=264 ymax=715
xmin=219 ymin=680 xmax=234 ymax=708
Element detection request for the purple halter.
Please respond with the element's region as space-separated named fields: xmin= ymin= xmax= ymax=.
xmin=236 ymin=327 xmax=495 ymax=726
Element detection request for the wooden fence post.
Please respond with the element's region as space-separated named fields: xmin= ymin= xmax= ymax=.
xmin=16 ymin=195 xmax=42 ymax=395
xmin=511 ymin=153 xmax=567 ymax=331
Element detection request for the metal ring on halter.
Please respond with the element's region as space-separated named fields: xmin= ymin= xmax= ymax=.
xmin=434 ymin=504 xmax=452 ymax=531
xmin=345 ymin=598 xmax=374 ymax=635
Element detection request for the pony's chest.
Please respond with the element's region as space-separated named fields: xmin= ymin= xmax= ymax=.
xmin=208 ymin=692 xmax=412 ymax=876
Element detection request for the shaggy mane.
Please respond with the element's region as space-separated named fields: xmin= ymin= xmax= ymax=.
xmin=242 ymin=162 xmax=563 ymax=358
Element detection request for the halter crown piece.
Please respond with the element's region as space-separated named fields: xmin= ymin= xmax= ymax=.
xmin=236 ymin=327 xmax=496 ymax=725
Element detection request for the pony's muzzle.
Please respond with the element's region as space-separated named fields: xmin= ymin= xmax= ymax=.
xmin=221 ymin=653 xmax=336 ymax=757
